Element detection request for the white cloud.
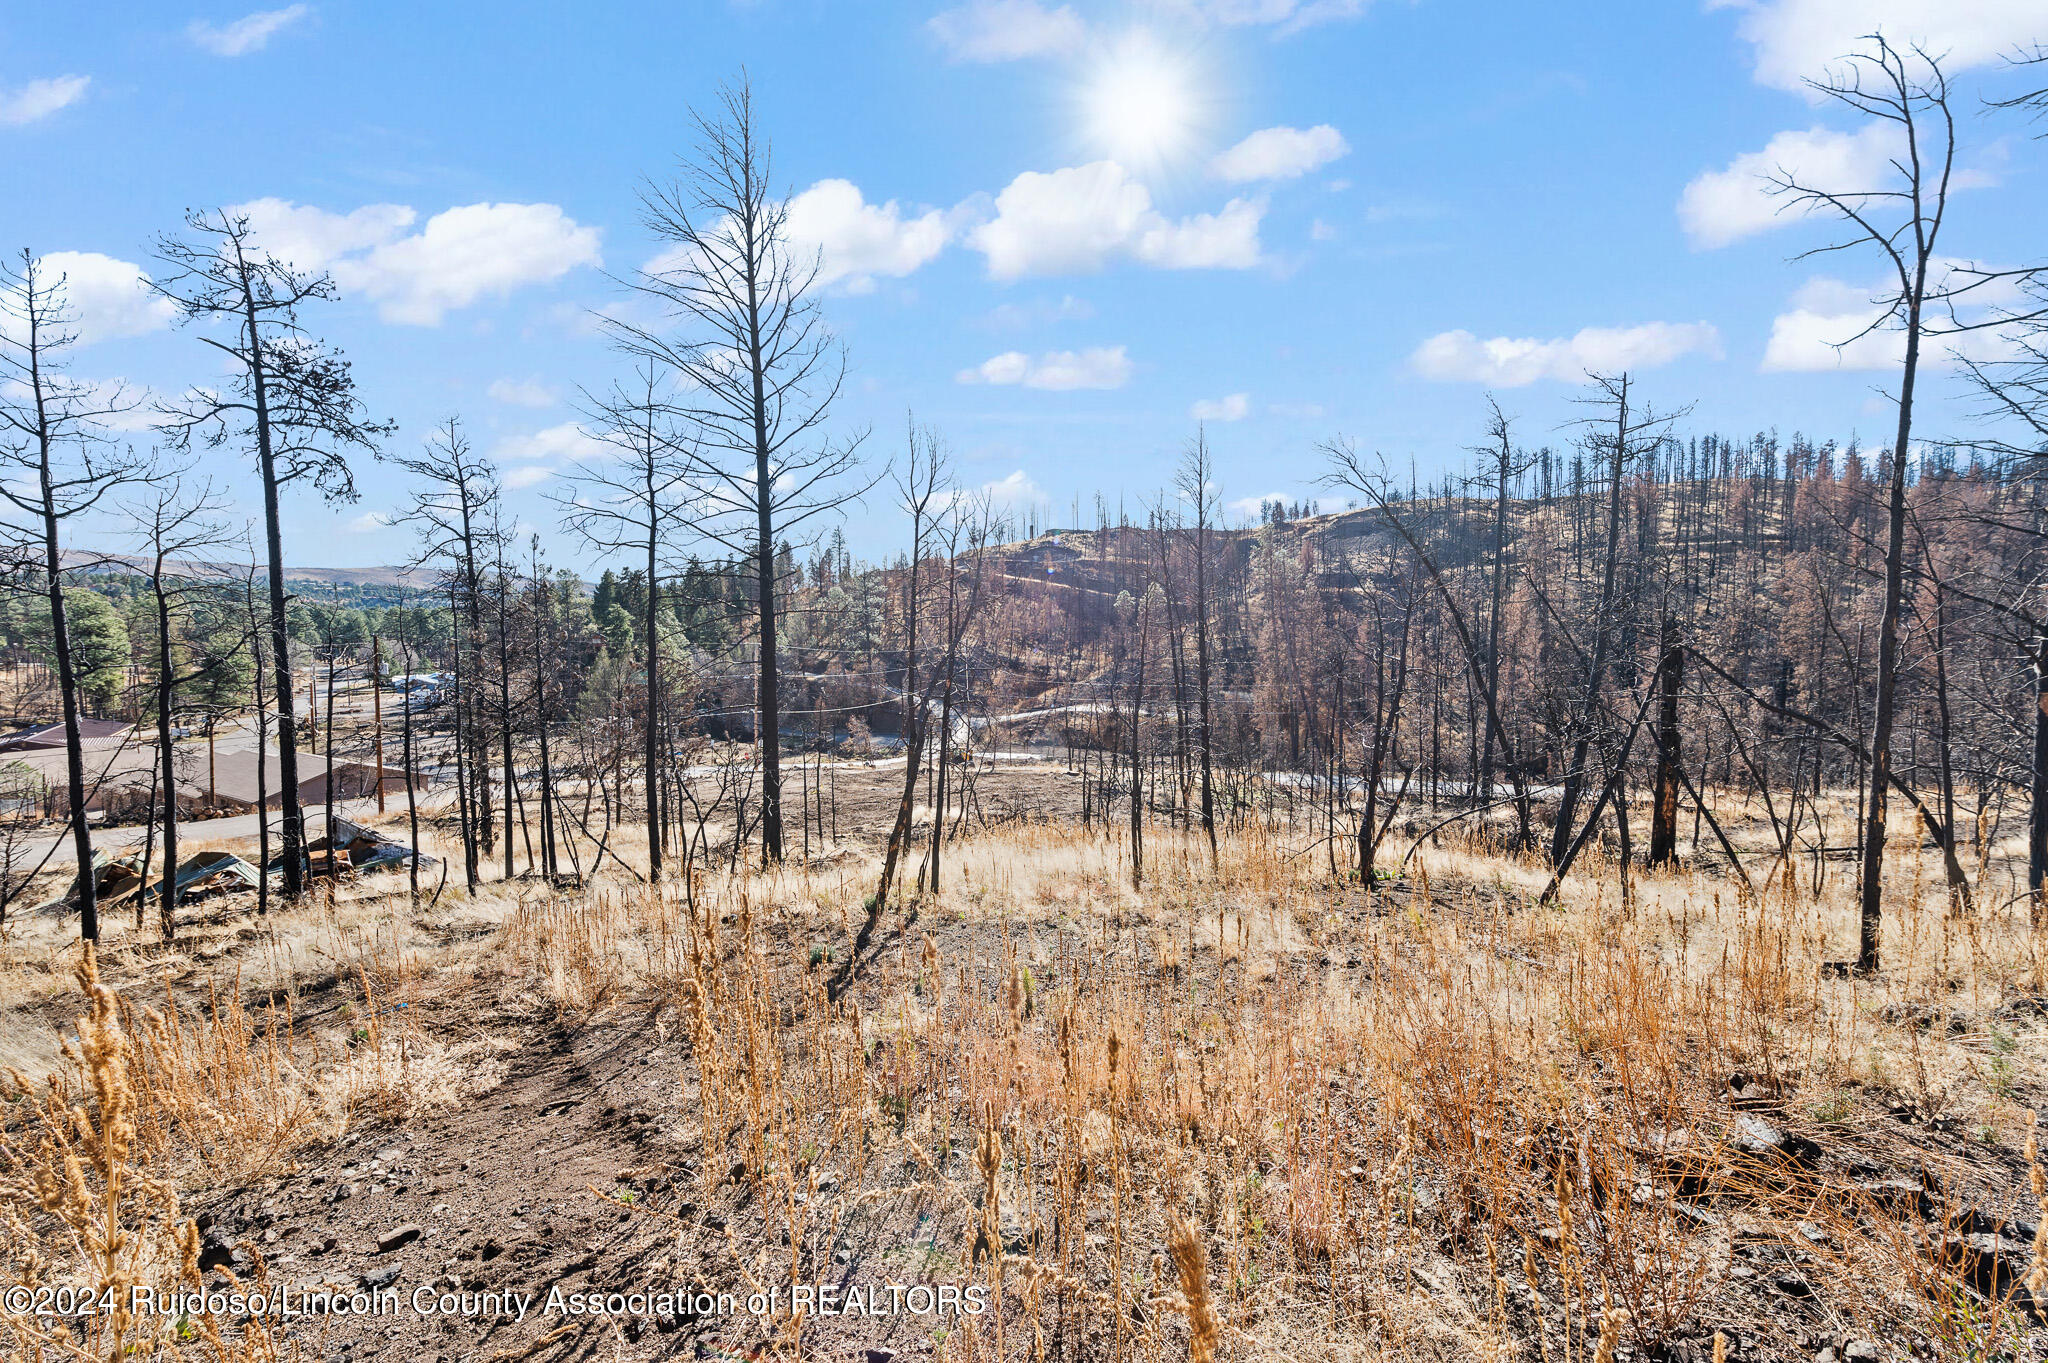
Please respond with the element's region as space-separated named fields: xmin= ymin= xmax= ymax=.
xmin=14 ymin=252 xmax=177 ymax=345
xmin=957 ymin=346 xmax=1133 ymax=390
xmin=1211 ymin=124 xmax=1349 ymax=182
xmin=786 ymin=179 xmax=950 ymax=292
xmin=968 ymin=161 xmax=1264 ymax=278
xmin=235 ymin=198 xmax=416 ymax=270
xmin=342 ymin=203 xmax=601 ymax=325
xmin=1412 ymin=321 xmax=1723 ymax=385
xmin=1755 ymin=273 xmax=2007 ymax=372
xmin=1143 ymin=0 xmax=1371 ymax=34
xmin=189 ymin=5 xmax=310 ymax=57
xmin=237 ymin=199 xmax=600 ymax=324
xmin=347 ymin=510 xmax=392 ymax=533
xmin=929 ymin=0 xmax=1086 ymax=61
xmin=0 ymin=75 xmax=89 ymax=127
xmin=1135 ymin=198 xmax=1263 ymax=269
xmin=977 ymin=469 xmax=1043 ymax=506
xmin=1759 ymin=257 xmax=2028 ymax=371
xmin=487 ymin=376 xmax=560 ymax=408
xmin=1714 ymin=0 xmax=2047 ymax=93
xmin=1678 ymin=124 xmax=1897 ymax=249
xmin=1191 ymin=392 xmax=1250 ymax=421
xmin=503 ymin=465 xmax=555 ymax=490
xmin=1761 ymin=306 xmax=1900 ymax=372
xmin=496 ymin=422 xmax=607 ymax=462
xmin=1227 ymin=491 xmax=1290 ymax=519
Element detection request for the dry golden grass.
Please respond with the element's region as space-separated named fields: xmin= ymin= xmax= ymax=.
xmin=1 ymin=793 xmax=2044 ymax=1359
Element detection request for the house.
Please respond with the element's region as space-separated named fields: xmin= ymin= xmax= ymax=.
xmin=0 ymin=717 xmax=134 ymax=753
xmin=0 ymin=734 xmax=157 ymax=819
xmin=198 ymin=748 xmax=426 ymax=813
xmin=2 ymin=734 xmax=427 ymax=820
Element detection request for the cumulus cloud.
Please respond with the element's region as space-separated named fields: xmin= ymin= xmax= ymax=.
xmin=786 ymin=179 xmax=950 ymax=292
xmin=1716 ymin=0 xmax=2046 ymax=92
xmin=1227 ymin=491 xmax=1291 ymax=519
xmin=968 ymin=162 xmax=1264 ymax=278
xmin=1412 ymin=321 xmax=1723 ymax=385
xmin=1212 ymin=125 xmax=1349 ymax=182
xmin=347 ymin=510 xmax=392 ymax=533
xmin=342 ymin=203 xmax=601 ymax=325
xmin=496 ymin=422 xmax=608 ymax=463
xmin=237 ymin=198 xmax=600 ymax=324
xmin=976 ymin=469 xmax=1044 ymax=506
xmin=1678 ymin=123 xmax=1898 ymax=249
xmin=10 ymin=252 xmax=177 ymax=345
xmin=0 ymin=75 xmax=90 ymax=127
xmin=1755 ymin=271 xmax=2016 ymax=372
xmin=957 ymin=346 xmax=1133 ymax=390
xmin=487 ymin=377 xmax=559 ymax=408
xmin=1135 ymin=199 xmax=1263 ymax=269
xmin=233 ymin=198 xmax=416 ymax=271
xmin=1190 ymin=392 xmax=1250 ymax=421
xmin=189 ymin=5 xmax=310 ymax=56
xmin=929 ymin=0 xmax=1086 ymax=61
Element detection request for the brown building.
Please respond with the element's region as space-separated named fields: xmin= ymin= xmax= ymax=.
xmin=0 ymin=737 xmax=423 ymax=820
xmin=197 ymin=748 xmax=421 ymax=812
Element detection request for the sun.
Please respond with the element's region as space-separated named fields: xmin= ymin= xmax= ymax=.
xmin=1079 ymin=31 xmax=1212 ymax=173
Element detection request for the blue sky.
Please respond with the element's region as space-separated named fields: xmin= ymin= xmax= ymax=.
xmin=6 ymin=0 xmax=2047 ymax=567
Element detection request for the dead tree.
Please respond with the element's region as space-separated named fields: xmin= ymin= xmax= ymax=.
xmin=1768 ymin=37 xmax=2027 ymax=971
xmin=1474 ymin=396 xmax=1533 ymax=818
xmin=387 ymin=418 xmax=502 ymax=891
xmin=1321 ymin=441 xmax=1536 ymax=852
xmin=1177 ymin=431 xmax=1221 ymax=864
xmin=154 ymin=210 xmax=390 ymax=901
xmin=556 ymin=367 xmax=694 ymax=882
xmin=874 ymin=420 xmax=949 ymax=911
xmin=1549 ymin=372 xmax=1685 ymax=869
xmin=1647 ymin=616 xmax=1684 ymax=868
xmin=608 ymin=75 xmax=871 ymax=865
xmin=0 ymin=251 xmax=149 ymax=942
xmin=125 ymin=475 xmax=241 ymax=938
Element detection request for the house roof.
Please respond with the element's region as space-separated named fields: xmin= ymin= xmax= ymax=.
xmin=199 ymin=748 xmax=412 ymax=807
xmin=0 ymin=718 xmax=134 ymax=753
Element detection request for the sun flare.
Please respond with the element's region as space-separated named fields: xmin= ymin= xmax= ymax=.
xmin=1080 ymin=32 xmax=1208 ymax=172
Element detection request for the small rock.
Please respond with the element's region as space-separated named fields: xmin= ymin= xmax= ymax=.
xmin=377 ymin=1224 xmax=423 ymax=1254
xmin=1733 ymin=1114 xmax=1822 ymax=1168
xmin=1844 ymin=1343 xmax=1881 ymax=1361
xmin=1772 ymin=1271 xmax=1813 ymax=1297
xmin=863 ymin=1351 xmax=896 ymax=1363
xmin=359 ymin=1264 xmax=401 ymax=1290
